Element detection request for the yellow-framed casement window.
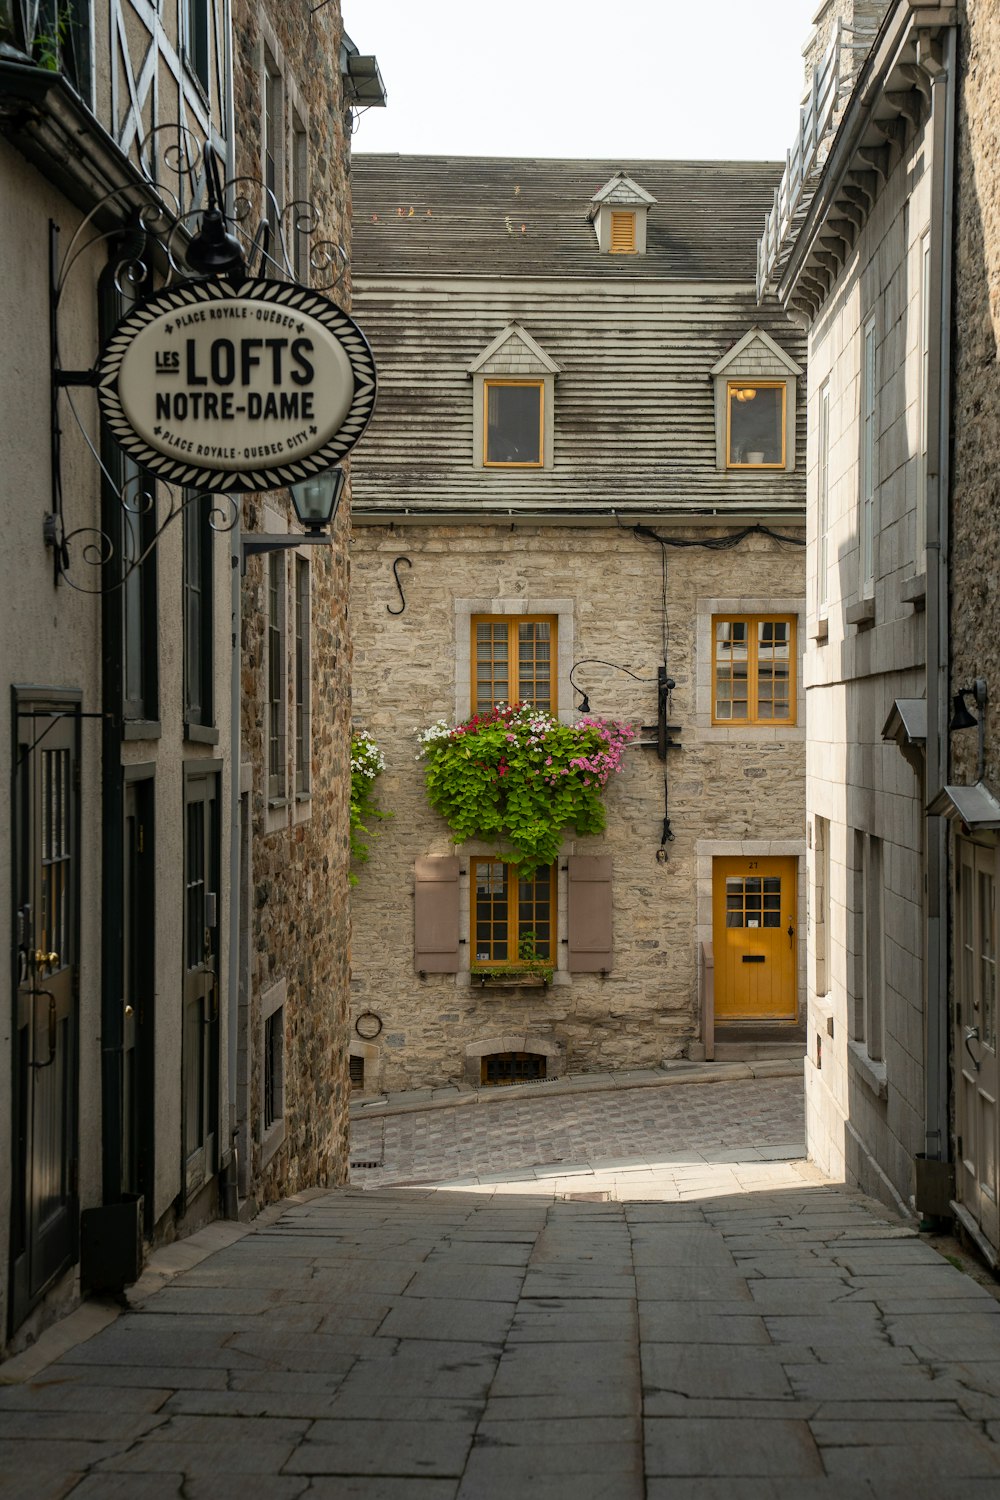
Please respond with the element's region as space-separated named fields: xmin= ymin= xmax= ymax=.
xmin=484 ymin=380 xmax=544 ymax=466
xmin=472 ymin=616 xmax=556 ymax=714
xmin=472 ymin=858 xmax=555 ymax=969
xmin=712 ymin=615 xmax=795 ymax=725
xmin=726 ymin=381 xmax=786 ymax=468
xmin=610 ymin=211 xmax=637 ymax=254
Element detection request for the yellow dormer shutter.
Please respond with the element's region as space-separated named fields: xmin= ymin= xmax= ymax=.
xmin=610 ymin=211 xmax=637 ymax=254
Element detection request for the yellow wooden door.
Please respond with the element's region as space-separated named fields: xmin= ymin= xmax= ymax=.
xmin=713 ymin=856 xmax=797 ymax=1020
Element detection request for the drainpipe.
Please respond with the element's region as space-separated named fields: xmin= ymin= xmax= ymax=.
xmin=921 ymin=22 xmax=957 ymax=1182
xmin=222 ymin=0 xmax=242 ymax=1218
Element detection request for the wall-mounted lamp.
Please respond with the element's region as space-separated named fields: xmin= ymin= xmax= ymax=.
xmin=949 ymin=677 xmax=988 ymax=782
xmin=241 ymin=467 xmax=346 ymax=570
xmin=949 ymin=683 xmax=982 ymax=732
xmin=185 ymin=144 xmax=245 ymax=279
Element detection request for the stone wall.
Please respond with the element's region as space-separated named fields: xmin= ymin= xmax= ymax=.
xmin=952 ymin=0 xmax=1000 ymax=793
xmin=233 ymin=0 xmax=353 ymax=1203
xmin=349 ymin=522 xmax=806 ymax=1093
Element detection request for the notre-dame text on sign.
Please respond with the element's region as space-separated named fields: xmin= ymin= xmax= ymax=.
xmin=96 ymin=278 xmax=377 ymax=492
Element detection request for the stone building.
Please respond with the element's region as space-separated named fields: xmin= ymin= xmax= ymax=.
xmin=228 ymin=9 xmax=381 ymax=1209
xmin=347 ymin=155 xmax=807 ymax=1094
xmin=0 ymin=0 xmax=380 ymax=1354
xmin=945 ymin=0 xmax=1000 ymax=1261
xmin=758 ymin=0 xmax=963 ymax=1217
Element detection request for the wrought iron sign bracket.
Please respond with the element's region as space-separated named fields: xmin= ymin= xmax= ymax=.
xmin=43 ymin=133 xmax=359 ymax=596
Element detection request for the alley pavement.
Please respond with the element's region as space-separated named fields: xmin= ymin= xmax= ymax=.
xmin=6 ymin=1073 xmax=1000 ymax=1496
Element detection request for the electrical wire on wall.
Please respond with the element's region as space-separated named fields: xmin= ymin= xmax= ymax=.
xmin=623 ymin=518 xmax=806 ymax=862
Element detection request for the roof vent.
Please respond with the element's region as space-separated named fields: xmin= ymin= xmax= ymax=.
xmin=589 ymin=172 xmax=656 ymax=255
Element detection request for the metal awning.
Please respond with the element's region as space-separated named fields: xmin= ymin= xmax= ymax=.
xmin=927 ymin=782 xmax=1000 ymax=831
xmin=882 ymin=698 xmax=926 ymax=747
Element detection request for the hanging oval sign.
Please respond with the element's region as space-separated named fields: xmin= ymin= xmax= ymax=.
xmin=96 ymin=277 xmax=377 ymax=493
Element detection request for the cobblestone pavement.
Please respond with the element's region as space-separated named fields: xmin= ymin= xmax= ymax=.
xmin=5 ymin=1076 xmax=1000 ymax=1495
xmin=349 ymin=1073 xmax=806 ymax=1196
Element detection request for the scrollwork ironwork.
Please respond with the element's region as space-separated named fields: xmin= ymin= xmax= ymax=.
xmin=47 ymin=127 xmax=349 ymax=593
xmin=47 ymin=488 xmax=239 ymax=595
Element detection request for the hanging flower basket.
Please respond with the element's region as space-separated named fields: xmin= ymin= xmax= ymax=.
xmin=417 ymin=703 xmax=635 ymax=875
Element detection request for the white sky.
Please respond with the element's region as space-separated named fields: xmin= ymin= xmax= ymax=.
xmin=344 ymin=0 xmax=819 ymax=162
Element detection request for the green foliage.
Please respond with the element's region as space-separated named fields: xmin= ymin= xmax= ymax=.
xmin=418 ymin=703 xmax=635 ymax=876
xmin=350 ymin=730 xmax=391 ymax=885
xmin=33 ymin=6 xmax=69 ymax=70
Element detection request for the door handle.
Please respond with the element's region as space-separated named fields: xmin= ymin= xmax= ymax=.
xmin=965 ymin=1025 xmax=981 ymax=1072
xmin=34 ymin=949 xmax=59 ymax=969
xmin=787 ymin=923 xmax=795 ymax=949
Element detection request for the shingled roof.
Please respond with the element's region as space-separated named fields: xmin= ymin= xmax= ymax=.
xmin=350 ymin=155 xmax=782 ymax=280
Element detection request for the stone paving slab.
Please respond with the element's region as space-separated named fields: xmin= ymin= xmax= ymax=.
xmin=6 ymin=1074 xmax=1000 ymax=1494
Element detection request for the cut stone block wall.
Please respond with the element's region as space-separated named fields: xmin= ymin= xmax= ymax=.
xmin=349 ymin=522 xmax=806 ymax=1092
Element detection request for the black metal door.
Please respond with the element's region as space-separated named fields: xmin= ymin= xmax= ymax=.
xmin=11 ymin=700 xmax=80 ymax=1332
xmin=123 ymin=777 xmax=154 ymax=1221
xmin=182 ymin=770 xmax=219 ymax=1202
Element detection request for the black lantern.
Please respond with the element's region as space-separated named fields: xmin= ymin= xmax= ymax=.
xmin=289 ymin=468 xmax=346 ymax=532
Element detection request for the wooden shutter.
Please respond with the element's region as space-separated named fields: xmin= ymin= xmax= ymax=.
xmin=610 ymin=212 xmax=636 ymax=253
xmin=567 ymin=856 xmax=613 ymax=972
xmin=414 ymin=856 xmax=461 ymax=973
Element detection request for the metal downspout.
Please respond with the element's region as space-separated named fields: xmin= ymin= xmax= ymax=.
xmin=923 ymin=23 xmax=958 ymax=1171
xmin=223 ymin=0 xmax=242 ymax=1216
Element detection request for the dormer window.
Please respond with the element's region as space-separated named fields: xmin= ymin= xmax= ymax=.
xmin=468 ymin=325 xmax=561 ymax=471
xmin=710 ymin=328 xmax=803 ymax=473
xmin=610 ymin=212 xmax=637 ymax=255
xmin=484 ymin=381 xmax=543 ymax=466
xmin=727 ymin=382 xmax=786 ymax=468
xmin=590 ymin=173 xmax=656 ymax=255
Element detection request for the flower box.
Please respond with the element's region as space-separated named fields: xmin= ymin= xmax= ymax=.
xmin=475 ymin=971 xmax=550 ymax=989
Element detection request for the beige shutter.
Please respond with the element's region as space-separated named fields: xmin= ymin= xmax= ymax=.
xmin=567 ymin=856 xmax=613 ymax=972
xmin=414 ymin=856 xmax=461 ymax=973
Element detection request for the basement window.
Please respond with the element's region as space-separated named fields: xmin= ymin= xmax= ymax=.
xmin=481 ymin=1052 xmax=547 ymax=1086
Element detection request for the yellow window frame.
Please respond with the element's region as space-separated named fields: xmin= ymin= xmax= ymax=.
xmin=711 ymin=614 xmax=796 ymax=727
xmin=471 ymin=614 xmax=557 ymax=716
xmin=483 ymin=379 xmax=544 ymax=468
xmin=471 ymin=858 xmax=557 ymax=970
xmin=610 ymin=211 xmax=637 ymax=254
xmin=726 ymin=380 xmax=787 ymax=469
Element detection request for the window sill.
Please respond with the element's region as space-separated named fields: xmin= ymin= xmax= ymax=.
xmin=900 ymin=573 xmax=927 ymax=610
xmin=268 ymin=796 xmax=288 ymax=810
xmin=812 ymin=616 xmax=829 ymax=643
xmin=845 ymin=598 xmax=876 ymax=630
xmin=184 ymin=722 xmax=220 ymax=746
xmin=847 ymin=1039 xmax=887 ymax=1101
xmin=122 ymin=719 xmax=161 ymax=741
xmin=295 ymin=790 xmax=312 ymax=804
